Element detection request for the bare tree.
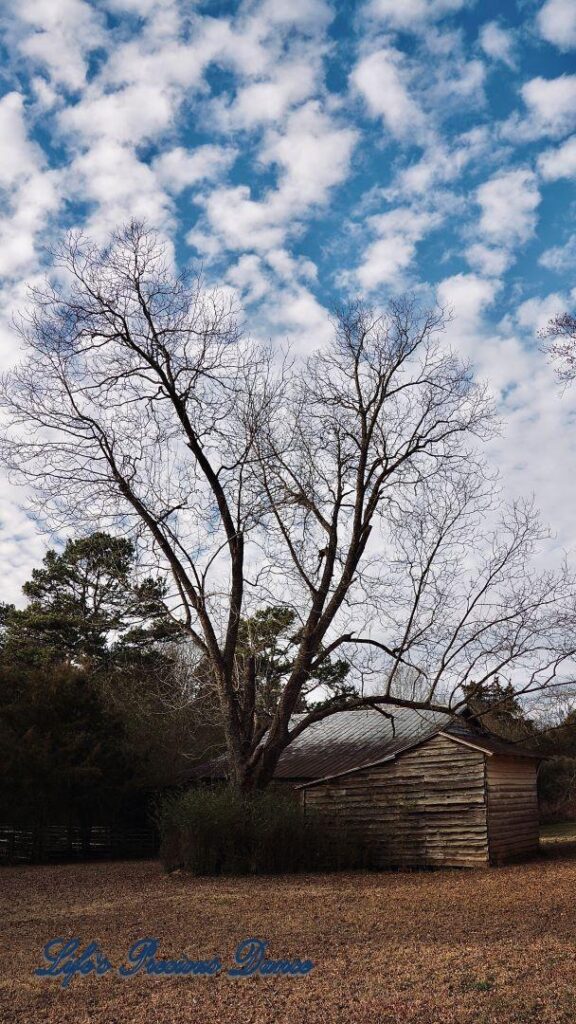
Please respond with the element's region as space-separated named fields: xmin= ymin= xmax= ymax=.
xmin=1 ymin=222 xmax=575 ymax=789
xmin=540 ymin=310 xmax=576 ymax=382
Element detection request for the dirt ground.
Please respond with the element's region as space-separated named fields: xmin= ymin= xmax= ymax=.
xmin=2 ymin=849 xmax=576 ymax=1024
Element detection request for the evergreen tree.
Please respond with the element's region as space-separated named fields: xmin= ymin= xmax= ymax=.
xmin=2 ymin=532 xmax=173 ymax=668
xmin=462 ymin=677 xmax=534 ymax=742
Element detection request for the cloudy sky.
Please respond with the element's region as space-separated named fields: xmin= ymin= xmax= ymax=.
xmin=0 ymin=0 xmax=575 ymax=603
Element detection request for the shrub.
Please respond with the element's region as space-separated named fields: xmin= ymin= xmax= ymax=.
xmin=538 ymin=757 xmax=576 ymax=821
xmin=156 ymin=786 xmax=371 ymax=875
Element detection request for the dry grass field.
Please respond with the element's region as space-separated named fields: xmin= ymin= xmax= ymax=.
xmin=2 ymin=846 xmax=576 ymax=1024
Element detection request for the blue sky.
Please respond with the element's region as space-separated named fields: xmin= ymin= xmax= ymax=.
xmin=0 ymin=0 xmax=575 ymax=600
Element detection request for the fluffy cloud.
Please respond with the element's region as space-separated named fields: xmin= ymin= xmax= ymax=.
xmin=387 ymin=126 xmax=491 ymax=198
xmin=433 ymin=272 xmax=576 ymax=553
xmin=354 ymin=208 xmax=440 ymax=291
xmin=261 ymin=102 xmax=357 ymax=206
xmin=0 ymin=92 xmax=42 ymax=188
xmin=11 ymin=0 xmax=107 ymax=91
xmin=58 ymin=83 xmax=176 ymax=145
xmin=465 ymin=244 xmax=512 ymax=278
xmin=536 ymin=0 xmax=576 ymax=51
xmin=0 ymin=484 xmax=50 ymax=606
xmin=479 ymin=21 xmax=516 ymax=68
xmin=211 ymin=60 xmax=321 ymax=130
xmin=364 ymin=0 xmax=467 ymax=31
xmin=153 ymin=146 xmax=237 ymax=193
xmin=350 ymin=47 xmax=425 ymax=139
xmin=539 ymin=235 xmax=576 ymax=272
xmin=538 ymin=134 xmax=576 ymax=180
xmin=515 ymin=290 xmax=575 ymax=332
xmin=476 ymin=169 xmax=540 ymax=247
xmin=225 ymin=249 xmax=330 ymax=351
xmin=191 ymin=101 xmax=356 ymax=254
xmin=0 ymin=91 xmax=61 ymax=281
xmin=518 ymin=75 xmax=576 ymax=139
xmin=66 ymin=141 xmax=171 ymax=238
xmin=437 ymin=272 xmax=498 ymax=333
xmin=1 ymin=0 xmax=576 ymax=591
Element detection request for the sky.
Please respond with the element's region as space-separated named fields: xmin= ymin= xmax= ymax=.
xmin=0 ymin=0 xmax=575 ymax=604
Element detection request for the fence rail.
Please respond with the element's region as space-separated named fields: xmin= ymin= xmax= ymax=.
xmin=0 ymin=823 xmax=159 ymax=864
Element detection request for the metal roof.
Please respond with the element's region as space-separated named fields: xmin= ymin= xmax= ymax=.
xmin=274 ymin=707 xmax=452 ymax=780
xmin=191 ymin=706 xmax=541 ymax=785
xmin=439 ymin=718 xmax=543 ymax=760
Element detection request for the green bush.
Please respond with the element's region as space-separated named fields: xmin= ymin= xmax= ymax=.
xmin=538 ymin=757 xmax=576 ymax=821
xmin=156 ymin=786 xmax=371 ymax=875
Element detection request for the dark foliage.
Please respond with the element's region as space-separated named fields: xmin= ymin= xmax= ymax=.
xmin=156 ymin=786 xmax=371 ymax=875
xmin=462 ymin=677 xmax=536 ymax=744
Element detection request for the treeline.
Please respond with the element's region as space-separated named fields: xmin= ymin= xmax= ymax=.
xmin=0 ymin=533 xmax=223 ymax=834
xmin=0 ymin=532 xmax=342 ymax=839
xmin=3 ymin=535 xmax=576 ymax=838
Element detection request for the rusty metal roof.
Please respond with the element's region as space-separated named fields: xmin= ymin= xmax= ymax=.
xmin=191 ymin=706 xmax=541 ymax=784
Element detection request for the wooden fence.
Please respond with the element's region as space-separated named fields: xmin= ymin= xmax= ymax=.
xmin=0 ymin=823 xmax=159 ymax=865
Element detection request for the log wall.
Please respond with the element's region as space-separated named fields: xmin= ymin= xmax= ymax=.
xmin=485 ymin=755 xmax=539 ymax=864
xmin=302 ymin=733 xmax=490 ymax=868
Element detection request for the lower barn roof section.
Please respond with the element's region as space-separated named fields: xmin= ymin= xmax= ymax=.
xmin=191 ymin=706 xmax=541 ymax=785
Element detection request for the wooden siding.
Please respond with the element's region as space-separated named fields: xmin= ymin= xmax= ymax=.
xmin=486 ymin=756 xmax=539 ymax=865
xmin=302 ymin=733 xmax=489 ymax=868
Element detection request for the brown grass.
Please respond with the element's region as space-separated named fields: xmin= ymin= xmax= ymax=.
xmin=2 ymin=850 xmax=576 ymax=1024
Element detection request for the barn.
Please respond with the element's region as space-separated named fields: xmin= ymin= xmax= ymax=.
xmin=197 ymin=708 xmax=542 ymax=868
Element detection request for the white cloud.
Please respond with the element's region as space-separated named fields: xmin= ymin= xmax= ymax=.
xmin=364 ymin=0 xmax=467 ymax=31
xmin=536 ymin=0 xmax=576 ymax=51
xmin=437 ymin=272 xmax=499 ymax=334
xmin=102 ymin=8 xmax=287 ymax=93
xmin=211 ymin=60 xmax=321 ymax=130
xmin=101 ymin=0 xmax=165 ymax=12
xmin=266 ymin=283 xmax=332 ymax=348
xmin=260 ymin=101 xmax=357 ymax=206
xmin=434 ymin=275 xmax=576 ymax=554
xmin=58 ymin=82 xmax=176 ymax=145
xmin=30 ymin=75 xmax=60 ymax=111
xmin=0 ymin=92 xmax=42 ymax=187
xmin=519 ymin=75 xmax=576 ymax=139
xmin=0 ymin=487 xmax=49 ymax=606
xmin=515 ymin=290 xmax=574 ymax=332
xmin=388 ymin=126 xmax=491 ymax=198
xmin=354 ymin=208 xmax=440 ymax=291
xmin=192 ymin=185 xmax=288 ymax=253
xmin=433 ymin=56 xmax=485 ymax=103
xmin=0 ymin=92 xmax=61 ymax=282
xmin=539 ymin=235 xmax=576 ymax=272
xmin=14 ymin=0 xmax=107 ymax=91
xmin=153 ymin=146 xmax=236 ymax=193
xmin=465 ymin=243 xmax=512 ymax=278
xmin=225 ymin=249 xmax=330 ymax=352
xmin=66 ymin=141 xmax=171 ymax=239
xmin=538 ymin=134 xmax=576 ymax=180
xmin=191 ymin=102 xmax=356 ymax=254
xmin=226 ymin=254 xmax=270 ymax=304
xmin=253 ymin=0 xmax=333 ymax=33
xmin=476 ymin=169 xmax=540 ymax=247
xmin=350 ymin=47 xmax=425 ymax=140
xmin=479 ymin=21 xmax=516 ymax=68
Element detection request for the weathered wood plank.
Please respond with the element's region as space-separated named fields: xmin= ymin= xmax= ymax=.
xmin=486 ymin=756 xmax=539 ymax=864
xmin=303 ymin=733 xmax=489 ymax=868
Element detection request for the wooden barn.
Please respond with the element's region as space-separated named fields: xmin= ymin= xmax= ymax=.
xmin=197 ymin=708 xmax=542 ymax=868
